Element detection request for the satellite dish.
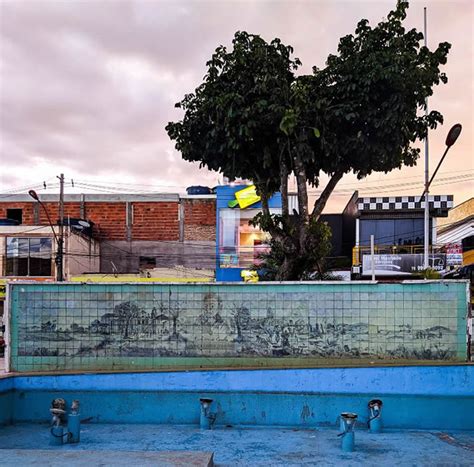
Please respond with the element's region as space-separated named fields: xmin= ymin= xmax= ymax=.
xmin=78 ymin=220 xmax=90 ymax=228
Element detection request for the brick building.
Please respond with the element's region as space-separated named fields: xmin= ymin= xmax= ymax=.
xmin=0 ymin=193 xmax=216 ymax=274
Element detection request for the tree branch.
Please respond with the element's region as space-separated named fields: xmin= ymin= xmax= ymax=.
xmin=280 ymin=162 xmax=289 ymax=218
xmin=310 ymin=171 xmax=344 ymax=221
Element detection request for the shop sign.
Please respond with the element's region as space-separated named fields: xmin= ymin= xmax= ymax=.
xmin=445 ymin=243 xmax=463 ymax=266
xmin=362 ymin=253 xmax=446 ymax=276
xmin=228 ymin=185 xmax=261 ymax=209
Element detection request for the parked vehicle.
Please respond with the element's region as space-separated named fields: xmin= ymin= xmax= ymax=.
xmin=443 ymin=264 xmax=474 ymax=282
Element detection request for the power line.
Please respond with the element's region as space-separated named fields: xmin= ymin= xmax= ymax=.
xmin=1 ymin=172 xmax=470 ymax=202
xmin=72 ymin=173 xmax=472 ymax=197
xmin=0 ymin=177 xmax=56 ymax=194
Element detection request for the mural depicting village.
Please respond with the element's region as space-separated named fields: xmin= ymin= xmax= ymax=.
xmin=16 ymin=291 xmax=459 ymax=361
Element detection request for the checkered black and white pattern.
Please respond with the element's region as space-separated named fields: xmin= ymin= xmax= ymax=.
xmin=357 ymin=195 xmax=453 ymax=212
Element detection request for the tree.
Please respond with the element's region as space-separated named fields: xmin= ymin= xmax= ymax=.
xmin=166 ymin=1 xmax=451 ymax=280
xmin=114 ymin=301 xmax=140 ymax=339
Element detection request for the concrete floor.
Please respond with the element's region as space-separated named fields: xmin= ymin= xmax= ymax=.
xmin=1 ymin=424 xmax=473 ymax=466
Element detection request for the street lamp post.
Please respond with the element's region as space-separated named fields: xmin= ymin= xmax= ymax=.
xmin=28 ymin=190 xmax=64 ymax=281
xmin=421 ymin=123 xmax=462 ymax=269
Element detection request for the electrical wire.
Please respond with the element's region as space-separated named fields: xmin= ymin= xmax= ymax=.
xmin=70 ymin=173 xmax=472 ymax=197
xmin=0 ymin=177 xmax=56 ymax=194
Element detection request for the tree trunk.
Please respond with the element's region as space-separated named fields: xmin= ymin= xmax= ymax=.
xmin=311 ymin=171 xmax=344 ymax=221
xmin=294 ymin=154 xmax=309 ymax=223
xmin=256 ymin=168 xmax=344 ymax=282
xmin=276 ymin=255 xmax=299 ymax=281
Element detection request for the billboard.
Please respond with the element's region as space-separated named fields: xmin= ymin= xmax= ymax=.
xmin=362 ymin=253 xmax=446 ymax=276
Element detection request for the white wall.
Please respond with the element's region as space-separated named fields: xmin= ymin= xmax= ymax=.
xmin=0 ymin=226 xmax=100 ymax=279
xmin=64 ymin=230 xmax=100 ymax=277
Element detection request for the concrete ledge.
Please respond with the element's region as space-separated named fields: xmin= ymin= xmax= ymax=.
xmin=1 ymin=425 xmax=473 ymax=465
xmin=0 ymin=449 xmax=214 ymax=466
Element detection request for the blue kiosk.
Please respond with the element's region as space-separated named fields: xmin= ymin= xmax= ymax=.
xmin=215 ymin=185 xmax=281 ymax=281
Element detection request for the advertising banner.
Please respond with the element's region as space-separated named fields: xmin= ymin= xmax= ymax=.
xmin=445 ymin=243 xmax=463 ymax=266
xmin=362 ymin=253 xmax=446 ymax=276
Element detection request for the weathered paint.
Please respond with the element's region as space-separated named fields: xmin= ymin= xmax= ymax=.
xmin=1 ymin=366 xmax=473 ymax=430
xmin=7 ymin=281 xmax=469 ymax=373
xmin=1 ymin=424 xmax=473 ymax=466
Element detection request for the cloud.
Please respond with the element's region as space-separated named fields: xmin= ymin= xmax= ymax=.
xmin=0 ymin=0 xmax=472 ymax=208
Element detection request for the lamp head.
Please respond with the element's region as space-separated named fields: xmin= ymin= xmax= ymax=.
xmin=28 ymin=190 xmax=39 ymax=201
xmin=445 ymin=123 xmax=462 ymax=147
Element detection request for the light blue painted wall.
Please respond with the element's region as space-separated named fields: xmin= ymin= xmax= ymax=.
xmin=6 ymin=366 xmax=474 ymax=396
xmin=1 ymin=366 xmax=473 ymax=430
xmin=8 ymin=281 xmax=469 ymax=372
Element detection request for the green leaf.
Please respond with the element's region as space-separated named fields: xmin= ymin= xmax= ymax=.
xmin=279 ymin=109 xmax=297 ymax=136
xmin=312 ymin=128 xmax=321 ymax=138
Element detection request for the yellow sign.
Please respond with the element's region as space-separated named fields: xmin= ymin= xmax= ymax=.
xmin=228 ymin=185 xmax=261 ymax=209
xmin=240 ymin=270 xmax=259 ymax=283
xmin=0 ymin=279 xmax=5 ymax=299
xmin=70 ymin=275 xmax=213 ymax=283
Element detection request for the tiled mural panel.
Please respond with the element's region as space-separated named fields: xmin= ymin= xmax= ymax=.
xmin=8 ymin=281 xmax=468 ymax=372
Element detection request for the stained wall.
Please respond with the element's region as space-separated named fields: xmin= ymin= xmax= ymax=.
xmin=7 ymin=281 xmax=468 ymax=372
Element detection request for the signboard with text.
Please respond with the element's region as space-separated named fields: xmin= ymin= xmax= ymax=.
xmin=445 ymin=243 xmax=463 ymax=266
xmin=362 ymin=253 xmax=446 ymax=276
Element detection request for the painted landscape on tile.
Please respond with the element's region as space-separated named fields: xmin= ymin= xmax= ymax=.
xmin=13 ymin=283 xmax=464 ymax=364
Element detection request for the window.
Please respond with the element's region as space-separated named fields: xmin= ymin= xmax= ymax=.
xmin=359 ymin=218 xmax=429 ymax=246
xmin=5 ymin=237 xmax=52 ymax=276
xmin=139 ymin=256 xmax=156 ymax=269
xmin=6 ymin=209 xmax=22 ymax=224
xmin=218 ymin=208 xmax=280 ymax=268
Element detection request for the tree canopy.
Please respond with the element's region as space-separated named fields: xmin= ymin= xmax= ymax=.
xmin=166 ymin=1 xmax=451 ymax=280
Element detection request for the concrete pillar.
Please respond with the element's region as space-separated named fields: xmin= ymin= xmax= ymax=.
xmin=126 ymin=202 xmax=132 ymax=242
xmin=33 ymin=203 xmax=40 ymax=224
xmin=355 ymin=218 xmax=360 ymax=247
xmin=179 ymin=200 xmax=185 ymax=242
xmin=80 ymin=194 xmax=86 ymax=219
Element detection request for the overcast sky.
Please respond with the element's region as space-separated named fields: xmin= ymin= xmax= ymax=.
xmin=0 ymin=0 xmax=472 ymax=211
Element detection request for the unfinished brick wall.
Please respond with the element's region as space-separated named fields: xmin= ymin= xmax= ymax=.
xmin=85 ymin=202 xmax=127 ymax=241
xmin=38 ymin=202 xmax=82 ymax=225
xmin=132 ymin=202 xmax=179 ymax=241
xmin=183 ymin=198 xmax=216 ymax=241
xmin=0 ymin=202 xmax=35 ymax=224
xmin=0 ymin=198 xmax=215 ymax=242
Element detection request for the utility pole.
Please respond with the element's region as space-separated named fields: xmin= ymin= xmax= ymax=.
xmin=423 ymin=7 xmax=430 ymax=269
xmin=57 ymin=173 xmax=65 ymax=281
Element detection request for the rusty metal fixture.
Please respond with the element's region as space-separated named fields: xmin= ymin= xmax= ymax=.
xmin=199 ymin=398 xmax=213 ymax=409
xmin=368 ymin=399 xmax=383 ymax=411
xmin=71 ymin=399 xmax=80 ymax=415
xmin=199 ymin=398 xmax=216 ymax=429
xmin=368 ymin=399 xmax=383 ymax=433
xmin=50 ymin=398 xmax=66 ymax=426
xmin=339 ymin=412 xmax=358 ymax=452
